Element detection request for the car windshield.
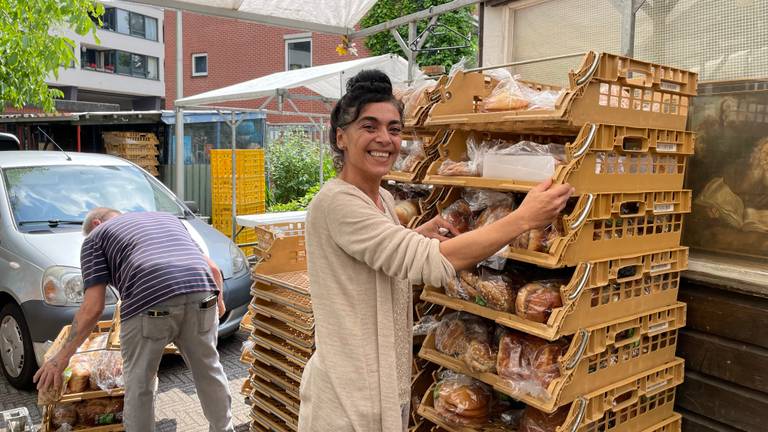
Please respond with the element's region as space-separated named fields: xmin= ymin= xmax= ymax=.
xmin=3 ymin=164 xmax=184 ymax=227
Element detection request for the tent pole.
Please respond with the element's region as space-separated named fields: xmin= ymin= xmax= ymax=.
xmin=174 ymin=9 xmax=185 ymax=199
xmin=319 ymin=117 xmax=324 ymax=186
xmin=231 ymin=111 xmax=237 ymax=240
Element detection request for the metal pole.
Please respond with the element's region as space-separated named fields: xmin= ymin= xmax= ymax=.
xmin=319 ymin=118 xmax=324 ymax=185
xmin=407 ymin=22 xmax=417 ymax=82
xmin=230 ymin=112 xmax=237 ymax=240
xmin=466 ymin=52 xmax=589 ymax=73
xmin=174 ymin=10 xmax=184 ymax=199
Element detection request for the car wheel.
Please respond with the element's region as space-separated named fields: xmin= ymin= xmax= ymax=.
xmin=0 ymin=303 xmax=37 ymax=389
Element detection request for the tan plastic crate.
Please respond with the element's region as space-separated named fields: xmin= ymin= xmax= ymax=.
xmin=422 ymin=247 xmax=687 ymax=340
xmin=240 ymin=308 xmax=256 ymax=333
xmin=251 ymin=392 xmax=298 ymax=430
xmin=249 ymin=362 xmax=300 ymax=400
xmin=241 ymin=376 xmax=254 ymax=397
xmin=252 ymin=315 xmax=314 ymax=351
xmin=252 ymin=282 xmax=312 ymax=314
xmin=423 ymin=123 xmax=695 ymax=194
xmin=251 ymin=344 xmax=304 ymax=383
xmin=251 ymin=297 xmax=314 ymax=331
xmin=41 ymin=402 xmax=125 ymax=432
xmin=250 ymin=403 xmax=295 ymax=432
xmin=102 ymin=131 xmax=159 ymax=145
xmin=250 ymin=329 xmax=310 ymax=368
xmin=419 ymin=358 xmax=683 ymax=432
xmin=419 ymin=303 xmax=684 ymax=412
xmin=250 ymin=375 xmax=300 ymax=416
xmin=425 ymin=51 xmax=697 ymax=133
xmin=385 ymin=130 xmax=447 ymax=184
xmin=436 ymin=187 xmax=691 ymax=268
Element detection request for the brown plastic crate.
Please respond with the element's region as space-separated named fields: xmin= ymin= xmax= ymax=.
xmin=251 ymin=297 xmax=315 ymax=331
xmin=250 ymin=375 xmax=300 ymax=415
xmin=240 ymin=308 xmax=256 ymax=333
xmin=252 ymin=315 xmax=315 ymax=351
xmin=436 ymin=187 xmax=691 ymax=268
xmin=251 ymin=344 xmax=304 ymax=383
xmin=419 ymin=359 xmax=683 ymax=432
xmin=41 ymin=396 xmax=125 ymax=432
xmin=425 ymin=52 xmax=697 ymax=133
xmin=250 ymin=403 xmax=295 ymax=432
xmin=241 ymin=376 xmax=254 ymax=397
xmin=102 ymin=131 xmax=159 ymax=145
xmin=251 ymin=392 xmax=299 ymax=430
xmin=644 ymin=413 xmax=682 ymax=432
xmin=422 ymin=247 xmax=687 ymax=340
xmin=252 ymin=282 xmax=312 ymax=314
xmin=419 ymin=304 xmax=684 ymax=412
xmin=251 ymin=330 xmax=310 ymax=367
xmin=423 ymin=123 xmax=695 ymax=194
xmin=403 ymin=76 xmax=450 ymax=130
xmin=249 ymin=362 xmax=300 ymax=400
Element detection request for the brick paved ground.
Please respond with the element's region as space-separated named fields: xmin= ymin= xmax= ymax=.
xmin=0 ymin=331 xmax=253 ymax=431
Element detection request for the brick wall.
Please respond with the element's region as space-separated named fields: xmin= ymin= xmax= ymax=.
xmin=164 ymin=11 xmax=370 ymax=124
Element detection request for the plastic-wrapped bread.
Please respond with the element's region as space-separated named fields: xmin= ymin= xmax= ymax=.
xmin=75 ymin=398 xmax=124 ymax=426
xmin=51 ymin=403 xmax=78 ymax=429
xmin=515 ymin=281 xmax=564 ymax=323
xmin=434 ymin=373 xmax=492 ymax=427
xmin=519 ymin=405 xmax=570 ymax=432
xmin=440 ymin=199 xmax=473 ymax=234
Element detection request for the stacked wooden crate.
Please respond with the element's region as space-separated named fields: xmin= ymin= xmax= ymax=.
xmin=239 ymin=220 xmax=313 ymax=432
xmin=391 ymin=51 xmax=697 ymax=432
xmin=102 ymin=132 xmax=160 ymax=176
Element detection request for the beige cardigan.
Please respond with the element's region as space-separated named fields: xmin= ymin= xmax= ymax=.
xmin=298 ymin=179 xmax=455 ymax=432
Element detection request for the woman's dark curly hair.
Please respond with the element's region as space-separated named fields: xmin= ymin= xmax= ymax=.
xmin=329 ymin=69 xmax=404 ymax=170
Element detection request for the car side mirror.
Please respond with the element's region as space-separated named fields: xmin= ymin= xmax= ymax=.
xmin=184 ymin=201 xmax=200 ymax=214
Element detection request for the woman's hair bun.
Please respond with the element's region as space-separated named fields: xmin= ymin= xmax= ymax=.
xmin=346 ymin=69 xmax=393 ymax=96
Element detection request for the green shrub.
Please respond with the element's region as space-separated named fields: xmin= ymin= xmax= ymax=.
xmin=266 ymin=129 xmax=335 ymax=205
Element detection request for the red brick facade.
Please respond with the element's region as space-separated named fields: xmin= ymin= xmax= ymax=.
xmin=164 ymin=11 xmax=370 ymax=123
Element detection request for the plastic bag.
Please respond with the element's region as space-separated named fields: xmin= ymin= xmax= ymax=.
xmin=66 ymin=354 xmax=92 ymax=393
xmin=482 ymin=75 xmax=562 ymax=112
xmin=433 ymin=371 xmax=492 ymax=427
xmin=75 ymin=398 xmax=123 ymax=426
xmin=481 ymin=140 xmax=566 ymax=182
xmin=413 ymin=315 xmax=440 ymax=337
xmin=448 ymin=58 xmax=469 ymax=77
xmin=402 ymin=79 xmax=438 ymax=119
xmin=395 ymin=200 xmax=420 ymax=226
xmin=51 ymin=403 xmax=77 ymax=430
xmin=440 ymin=199 xmax=473 ymax=234
xmin=393 ymin=138 xmax=426 ymax=172
xmin=434 ymin=312 xmax=492 ymax=358
xmin=485 ymin=140 xmax=566 ymax=162
xmin=463 ymin=188 xmax=514 ymax=214
xmin=511 ymin=218 xmax=563 ymax=254
xmin=474 ymin=267 xmax=524 ymax=313
xmin=444 ymin=269 xmax=482 ymax=301
xmin=89 ymin=350 xmax=123 ymax=391
xmin=515 ymin=280 xmax=565 ymax=323
xmin=496 ymin=331 xmax=568 ymax=398
xmin=462 ymin=338 xmax=497 ymax=374
xmin=473 ymin=196 xmax=516 ymax=229
xmin=519 ymin=405 xmax=570 ymax=432
xmin=437 ymin=133 xmax=482 ymax=177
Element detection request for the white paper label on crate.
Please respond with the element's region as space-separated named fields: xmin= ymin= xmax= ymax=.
xmin=654 ymin=203 xmax=675 ymax=214
xmin=648 ymin=322 xmax=670 ymax=334
xmin=651 ymin=263 xmax=672 ymax=273
xmin=656 ymin=142 xmax=678 ymax=152
xmin=660 ymin=81 xmax=681 ymax=92
xmin=646 ymin=379 xmax=670 ymax=393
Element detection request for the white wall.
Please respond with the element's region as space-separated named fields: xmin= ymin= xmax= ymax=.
xmin=48 ymin=0 xmax=165 ymax=97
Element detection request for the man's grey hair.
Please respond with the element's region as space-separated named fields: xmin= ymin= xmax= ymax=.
xmin=83 ymin=207 xmax=121 ymax=236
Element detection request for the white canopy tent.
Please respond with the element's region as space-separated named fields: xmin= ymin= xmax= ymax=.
xmin=129 ymin=0 xmax=378 ymax=34
xmin=175 ymin=54 xmax=419 ymax=108
xmin=175 ymin=54 xmax=423 ymax=238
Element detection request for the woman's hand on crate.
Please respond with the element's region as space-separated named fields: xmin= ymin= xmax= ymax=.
xmin=515 ymin=179 xmax=574 ymax=231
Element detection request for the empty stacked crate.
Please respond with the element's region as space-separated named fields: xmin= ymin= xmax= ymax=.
xmin=102 ymin=132 xmax=160 ymax=176
xmin=210 ymin=149 xmax=267 ymax=253
xmin=239 ymin=221 xmax=313 ymax=432
xmin=395 ymin=51 xmax=696 ymax=432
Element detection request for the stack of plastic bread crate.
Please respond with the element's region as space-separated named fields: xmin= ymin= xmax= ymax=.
xmin=392 ymin=51 xmax=697 ymax=432
xmin=239 ymin=216 xmax=313 ymax=432
xmin=102 ymin=131 xmax=160 ymax=176
xmin=210 ymin=149 xmax=267 ymax=255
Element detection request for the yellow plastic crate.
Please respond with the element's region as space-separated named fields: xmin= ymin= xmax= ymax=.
xmin=210 ymin=149 xmax=265 ymax=178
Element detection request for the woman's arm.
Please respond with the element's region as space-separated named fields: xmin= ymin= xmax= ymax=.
xmin=440 ymin=180 xmax=573 ymax=270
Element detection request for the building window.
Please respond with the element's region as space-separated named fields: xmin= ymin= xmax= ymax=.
xmin=192 ymin=53 xmax=208 ymax=77
xmin=81 ymin=47 xmax=158 ymax=80
xmin=101 ymin=7 xmax=159 ymax=42
xmin=285 ymin=37 xmax=311 ymax=70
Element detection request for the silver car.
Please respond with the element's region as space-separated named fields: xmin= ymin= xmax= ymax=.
xmin=0 ymin=151 xmax=252 ymax=389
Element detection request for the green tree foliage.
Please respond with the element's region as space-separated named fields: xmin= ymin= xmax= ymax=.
xmin=0 ymin=0 xmax=104 ymax=112
xmin=266 ymin=129 xmax=335 ymax=206
xmin=360 ymin=0 xmax=478 ymax=70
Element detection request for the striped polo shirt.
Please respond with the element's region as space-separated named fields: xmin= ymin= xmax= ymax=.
xmin=80 ymin=211 xmax=218 ymax=320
